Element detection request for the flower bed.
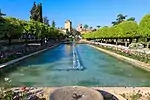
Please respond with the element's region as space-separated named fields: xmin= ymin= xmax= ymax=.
xmin=0 ymin=78 xmax=45 ymax=100
xmin=91 ymin=42 xmax=150 ymax=64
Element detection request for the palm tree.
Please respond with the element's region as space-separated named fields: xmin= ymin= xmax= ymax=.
xmin=112 ymin=14 xmax=127 ymax=26
xmin=117 ymin=14 xmax=127 ymax=22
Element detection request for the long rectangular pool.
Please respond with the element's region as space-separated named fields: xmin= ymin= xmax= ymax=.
xmin=0 ymin=44 xmax=150 ymax=87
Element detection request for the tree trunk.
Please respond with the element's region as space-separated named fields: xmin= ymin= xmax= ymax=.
xmin=25 ymin=33 xmax=28 ymax=45
xmin=116 ymin=39 xmax=118 ymax=45
xmin=105 ymin=39 xmax=107 ymax=43
xmin=135 ymin=38 xmax=138 ymax=43
xmin=124 ymin=39 xmax=128 ymax=47
xmin=145 ymin=38 xmax=149 ymax=48
xmin=40 ymin=39 xmax=43 ymax=46
xmin=129 ymin=38 xmax=132 ymax=44
xmin=146 ymin=42 xmax=149 ymax=48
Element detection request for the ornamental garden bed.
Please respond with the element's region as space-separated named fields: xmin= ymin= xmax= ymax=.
xmin=92 ymin=43 xmax=150 ymax=64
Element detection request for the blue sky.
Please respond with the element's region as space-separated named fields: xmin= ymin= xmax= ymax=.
xmin=0 ymin=0 xmax=150 ymax=28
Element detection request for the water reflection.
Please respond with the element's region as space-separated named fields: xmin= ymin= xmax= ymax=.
xmin=65 ymin=44 xmax=72 ymax=55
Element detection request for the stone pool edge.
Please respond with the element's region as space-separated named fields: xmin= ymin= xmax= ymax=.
xmin=0 ymin=43 xmax=61 ymax=69
xmin=88 ymin=44 xmax=150 ymax=72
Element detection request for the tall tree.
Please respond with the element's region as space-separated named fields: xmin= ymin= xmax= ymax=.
xmin=112 ymin=14 xmax=127 ymax=26
xmin=139 ymin=14 xmax=150 ymax=48
xmin=3 ymin=17 xmax=22 ymax=45
xmin=30 ymin=2 xmax=38 ymax=21
xmin=52 ymin=20 xmax=55 ymax=28
xmin=117 ymin=14 xmax=127 ymax=23
xmin=30 ymin=2 xmax=43 ymax=23
xmin=37 ymin=3 xmax=43 ymax=22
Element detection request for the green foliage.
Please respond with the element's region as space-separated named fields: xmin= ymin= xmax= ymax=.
xmin=0 ymin=78 xmax=28 ymax=100
xmin=30 ymin=2 xmax=43 ymax=23
xmin=0 ymin=17 xmax=23 ymax=45
xmin=112 ymin=14 xmax=136 ymax=26
xmin=139 ymin=14 xmax=150 ymax=37
xmin=117 ymin=21 xmax=139 ymax=38
xmin=30 ymin=2 xmax=38 ymax=21
xmin=112 ymin=14 xmax=127 ymax=26
xmin=83 ymin=21 xmax=139 ymax=39
xmin=0 ymin=16 xmax=63 ymax=44
xmin=43 ymin=16 xmax=49 ymax=25
xmin=120 ymin=90 xmax=143 ymax=100
xmin=127 ymin=17 xmax=135 ymax=21
xmin=37 ymin=3 xmax=43 ymax=22
xmin=83 ymin=14 xmax=150 ymax=44
xmin=52 ymin=20 xmax=56 ymax=28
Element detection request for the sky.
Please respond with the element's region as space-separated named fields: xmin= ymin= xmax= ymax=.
xmin=0 ymin=0 xmax=150 ymax=28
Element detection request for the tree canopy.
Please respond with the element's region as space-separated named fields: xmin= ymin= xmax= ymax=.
xmin=83 ymin=21 xmax=139 ymax=39
xmin=0 ymin=16 xmax=64 ymax=45
xmin=139 ymin=14 xmax=150 ymax=37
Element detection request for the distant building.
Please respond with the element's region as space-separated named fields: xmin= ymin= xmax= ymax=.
xmin=65 ymin=20 xmax=72 ymax=32
xmin=76 ymin=24 xmax=93 ymax=34
xmin=59 ymin=28 xmax=67 ymax=33
xmin=77 ymin=24 xmax=83 ymax=32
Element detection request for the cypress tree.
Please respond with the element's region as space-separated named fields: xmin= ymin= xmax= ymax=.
xmin=37 ymin=3 xmax=43 ymax=23
xmin=30 ymin=2 xmax=43 ymax=23
xmin=30 ymin=2 xmax=38 ymax=21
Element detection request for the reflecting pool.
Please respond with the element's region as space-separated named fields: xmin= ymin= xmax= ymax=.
xmin=0 ymin=44 xmax=150 ymax=87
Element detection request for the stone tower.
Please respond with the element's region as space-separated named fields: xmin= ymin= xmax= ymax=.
xmin=65 ymin=20 xmax=72 ymax=32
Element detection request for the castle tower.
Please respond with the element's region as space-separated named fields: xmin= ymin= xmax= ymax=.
xmin=65 ymin=20 xmax=72 ymax=32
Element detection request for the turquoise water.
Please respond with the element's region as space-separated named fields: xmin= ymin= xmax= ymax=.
xmin=0 ymin=44 xmax=150 ymax=86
